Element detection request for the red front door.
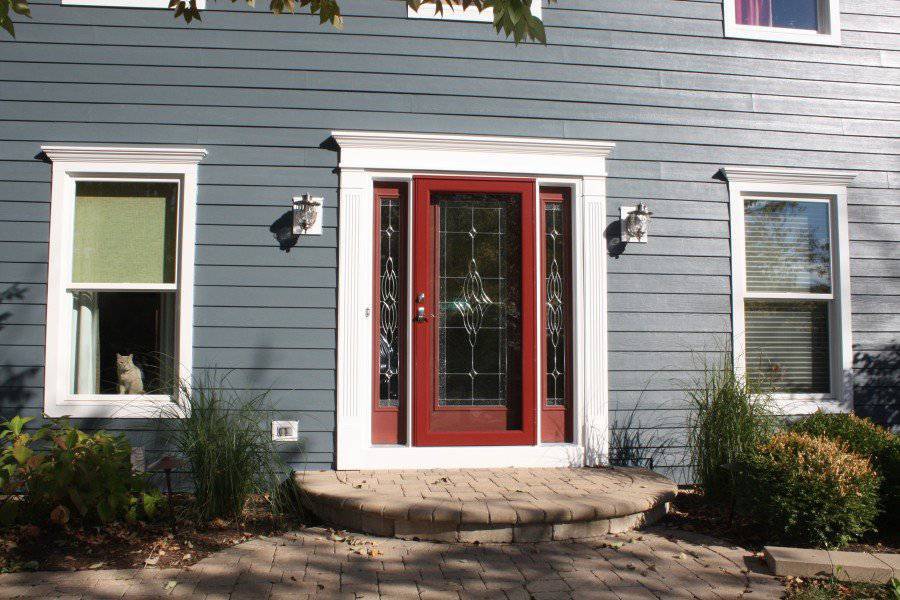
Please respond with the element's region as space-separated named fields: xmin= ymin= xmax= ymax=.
xmin=412 ymin=177 xmax=537 ymax=446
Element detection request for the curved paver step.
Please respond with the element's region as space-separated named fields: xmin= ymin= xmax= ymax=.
xmin=294 ymin=467 xmax=677 ymax=543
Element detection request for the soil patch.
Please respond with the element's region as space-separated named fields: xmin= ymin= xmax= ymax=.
xmin=0 ymin=495 xmax=307 ymax=573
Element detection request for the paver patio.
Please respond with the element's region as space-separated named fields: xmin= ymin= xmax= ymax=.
xmin=0 ymin=525 xmax=784 ymax=599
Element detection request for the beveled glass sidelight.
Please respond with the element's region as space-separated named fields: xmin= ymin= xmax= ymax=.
xmin=378 ymin=197 xmax=402 ymax=408
xmin=434 ymin=192 xmax=522 ymax=408
xmin=544 ymin=202 xmax=567 ymax=407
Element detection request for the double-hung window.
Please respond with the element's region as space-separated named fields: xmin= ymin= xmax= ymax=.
xmin=42 ymin=146 xmax=206 ymax=418
xmin=724 ymin=166 xmax=855 ymax=413
xmin=724 ymin=0 xmax=841 ymax=44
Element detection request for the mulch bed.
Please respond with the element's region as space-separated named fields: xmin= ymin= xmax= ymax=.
xmin=784 ymin=577 xmax=897 ymax=600
xmin=664 ymin=487 xmax=770 ymax=551
xmin=0 ymin=495 xmax=308 ymax=573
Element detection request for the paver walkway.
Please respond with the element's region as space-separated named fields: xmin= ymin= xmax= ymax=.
xmin=0 ymin=525 xmax=784 ymax=599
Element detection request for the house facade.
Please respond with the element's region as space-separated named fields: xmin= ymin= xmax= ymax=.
xmin=0 ymin=0 xmax=897 ymax=482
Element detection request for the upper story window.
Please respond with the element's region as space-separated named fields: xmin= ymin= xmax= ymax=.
xmin=61 ymin=0 xmax=205 ymax=9
xmin=409 ymin=0 xmax=541 ymax=23
xmin=724 ymin=0 xmax=841 ymax=45
xmin=41 ymin=146 xmax=206 ymax=419
xmin=723 ymin=166 xmax=855 ymax=415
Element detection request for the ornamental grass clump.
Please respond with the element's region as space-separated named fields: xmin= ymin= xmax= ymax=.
xmin=686 ymin=361 xmax=776 ymax=507
xmin=164 ymin=371 xmax=295 ymax=523
xmin=739 ymin=431 xmax=880 ymax=548
xmin=791 ymin=411 xmax=900 ymax=532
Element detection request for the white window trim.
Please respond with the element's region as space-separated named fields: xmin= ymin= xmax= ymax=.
xmin=41 ymin=145 xmax=206 ymax=419
xmin=722 ymin=0 xmax=841 ymax=45
xmin=723 ymin=166 xmax=855 ymax=415
xmin=332 ymin=131 xmax=614 ymax=470
xmin=61 ymin=0 xmax=206 ymax=9
xmin=408 ymin=0 xmax=541 ymax=22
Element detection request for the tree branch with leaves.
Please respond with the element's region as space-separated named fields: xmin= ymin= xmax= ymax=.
xmin=2 ymin=0 xmax=548 ymax=43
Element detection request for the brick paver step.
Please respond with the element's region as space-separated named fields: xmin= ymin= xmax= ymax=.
xmin=295 ymin=467 xmax=677 ymax=542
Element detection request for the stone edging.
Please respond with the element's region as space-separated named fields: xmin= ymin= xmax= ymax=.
xmin=765 ymin=545 xmax=900 ymax=584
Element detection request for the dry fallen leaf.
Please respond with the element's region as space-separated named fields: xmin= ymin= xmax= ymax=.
xmin=87 ymin=562 xmax=104 ymax=570
xmin=164 ymin=581 xmax=177 ymax=592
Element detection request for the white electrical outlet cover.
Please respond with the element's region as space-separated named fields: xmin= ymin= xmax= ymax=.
xmin=272 ymin=420 xmax=299 ymax=441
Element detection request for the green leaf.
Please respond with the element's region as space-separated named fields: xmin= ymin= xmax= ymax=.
xmin=11 ymin=444 xmax=32 ymax=465
xmin=97 ymin=500 xmax=113 ymax=523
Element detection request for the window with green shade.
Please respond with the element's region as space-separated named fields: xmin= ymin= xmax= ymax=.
xmin=72 ymin=181 xmax=178 ymax=284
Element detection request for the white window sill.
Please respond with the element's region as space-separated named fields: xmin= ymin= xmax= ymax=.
xmin=47 ymin=395 xmax=180 ymax=419
xmin=61 ymin=0 xmax=206 ymax=9
xmin=768 ymin=393 xmax=851 ymax=415
xmin=724 ymin=22 xmax=840 ymax=45
xmin=408 ymin=0 xmax=541 ymax=22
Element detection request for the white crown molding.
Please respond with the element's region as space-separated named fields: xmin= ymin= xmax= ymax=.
xmin=721 ymin=166 xmax=856 ymax=187
xmin=332 ymin=131 xmax=615 ymax=177
xmin=42 ymin=146 xmax=208 ymax=165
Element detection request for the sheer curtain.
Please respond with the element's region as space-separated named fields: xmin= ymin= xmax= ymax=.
xmin=71 ymin=291 xmax=100 ymax=394
xmin=736 ymin=0 xmax=773 ymax=26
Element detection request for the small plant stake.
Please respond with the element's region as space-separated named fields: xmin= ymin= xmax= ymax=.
xmin=149 ymin=455 xmax=185 ymax=523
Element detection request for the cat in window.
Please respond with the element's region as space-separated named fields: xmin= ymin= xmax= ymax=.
xmin=116 ymin=353 xmax=144 ymax=394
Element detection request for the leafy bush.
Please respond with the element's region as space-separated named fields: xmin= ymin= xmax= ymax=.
xmin=164 ymin=371 xmax=295 ymax=522
xmin=791 ymin=412 xmax=900 ymax=533
xmin=0 ymin=415 xmax=45 ymax=524
xmin=739 ymin=431 xmax=880 ymax=548
xmin=0 ymin=416 xmax=163 ymax=526
xmin=791 ymin=412 xmax=894 ymax=457
xmin=686 ymin=362 xmax=776 ymax=506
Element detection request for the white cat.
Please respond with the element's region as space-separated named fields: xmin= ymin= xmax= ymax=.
xmin=116 ymin=353 xmax=144 ymax=394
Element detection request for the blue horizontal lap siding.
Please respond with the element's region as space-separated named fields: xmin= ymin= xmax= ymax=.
xmin=0 ymin=0 xmax=897 ymax=479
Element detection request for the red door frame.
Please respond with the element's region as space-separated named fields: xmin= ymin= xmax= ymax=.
xmin=412 ymin=176 xmax=537 ymax=447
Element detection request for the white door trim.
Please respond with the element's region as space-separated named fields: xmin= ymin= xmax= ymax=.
xmin=332 ymin=132 xmax=614 ymax=470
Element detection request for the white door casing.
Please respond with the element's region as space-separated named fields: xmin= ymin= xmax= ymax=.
xmin=332 ymin=132 xmax=614 ymax=470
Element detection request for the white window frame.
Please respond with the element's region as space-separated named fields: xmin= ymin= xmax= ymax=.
xmin=61 ymin=0 xmax=206 ymax=9
xmin=41 ymin=146 xmax=206 ymax=419
xmin=723 ymin=0 xmax=841 ymax=45
xmin=723 ymin=166 xmax=855 ymax=415
xmin=408 ymin=0 xmax=541 ymax=23
xmin=331 ymin=131 xmax=614 ymax=470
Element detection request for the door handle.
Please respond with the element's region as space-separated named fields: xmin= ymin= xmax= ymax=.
xmin=414 ymin=306 xmax=427 ymax=322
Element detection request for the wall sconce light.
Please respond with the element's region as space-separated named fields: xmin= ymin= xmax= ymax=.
xmin=292 ymin=194 xmax=323 ymax=235
xmin=620 ymin=203 xmax=653 ymax=243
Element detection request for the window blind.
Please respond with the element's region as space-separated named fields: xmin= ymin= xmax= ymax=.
xmin=73 ymin=182 xmax=178 ymax=284
xmin=745 ymin=300 xmax=830 ymax=393
xmin=744 ymin=199 xmax=831 ymax=293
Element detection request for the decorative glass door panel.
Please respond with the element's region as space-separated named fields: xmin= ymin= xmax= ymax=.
xmin=540 ymin=188 xmax=573 ymax=443
xmin=413 ymin=177 xmax=537 ymax=446
xmin=372 ymin=183 xmax=407 ymax=444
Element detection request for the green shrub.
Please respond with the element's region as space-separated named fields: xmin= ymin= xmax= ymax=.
xmin=791 ymin=412 xmax=900 ymax=533
xmin=686 ymin=362 xmax=776 ymax=506
xmin=879 ymin=440 xmax=900 ymax=533
xmin=0 ymin=416 xmax=163 ymax=526
xmin=791 ymin=412 xmax=894 ymax=457
xmin=740 ymin=431 xmax=880 ymax=548
xmin=164 ymin=371 xmax=295 ymax=522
